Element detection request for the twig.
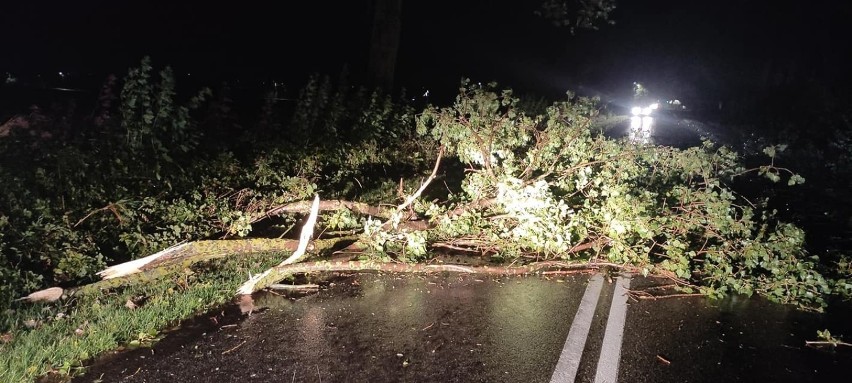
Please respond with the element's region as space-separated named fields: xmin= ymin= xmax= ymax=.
xmin=268 ymin=284 xmax=320 ymax=291
xmin=222 ymin=339 xmax=247 ymax=355
xmin=805 ymin=340 xmax=852 ymax=348
xmin=635 ymin=293 xmax=705 ymax=300
xmin=74 ymin=202 xmax=124 ymax=228
xmin=541 ymin=270 xmax=597 ymax=275
xmin=127 ymin=367 xmax=142 ymax=379
xmin=641 ymin=284 xmax=679 ymax=291
xmin=656 ymin=355 xmax=671 ymax=365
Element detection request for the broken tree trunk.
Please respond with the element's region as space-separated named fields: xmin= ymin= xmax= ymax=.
xmin=59 ymin=235 xmax=354 ymax=298
xmin=97 ymin=238 xmax=300 ymax=280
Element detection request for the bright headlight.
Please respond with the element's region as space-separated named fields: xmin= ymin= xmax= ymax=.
xmin=631 ymin=106 xmax=642 ymax=116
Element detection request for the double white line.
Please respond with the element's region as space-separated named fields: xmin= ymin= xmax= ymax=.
xmin=550 ymin=274 xmax=632 ymax=383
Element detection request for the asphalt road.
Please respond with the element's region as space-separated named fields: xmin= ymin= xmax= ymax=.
xmin=73 ymin=272 xmax=852 ymax=383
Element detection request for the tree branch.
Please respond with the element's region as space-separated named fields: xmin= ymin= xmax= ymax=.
xmin=392 ymin=146 xmax=444 ymax=216
xmin=262 ymin=199 xmax=391 ymax=221
xmin=234 ymin=259 xmax=637 ymax=296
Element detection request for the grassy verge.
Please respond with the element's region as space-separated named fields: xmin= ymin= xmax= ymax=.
xmin=0 ymin=252 xmax=285 ymax=383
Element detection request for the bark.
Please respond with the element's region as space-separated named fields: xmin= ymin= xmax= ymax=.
xmin=447 ymin=198 xmax=497 ymax=218
xmin=65 ymin=236 xmax=355 ymax=297
xmin=263 ymin=199 xmax=392 ymax=220
xmin=262 ymin=195 xmax=492 ymax=232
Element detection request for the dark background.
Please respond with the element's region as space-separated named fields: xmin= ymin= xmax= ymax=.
xmin=2 ymin=0 xmax=851 ymax=108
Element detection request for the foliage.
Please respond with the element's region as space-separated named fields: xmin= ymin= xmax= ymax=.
xmin=731 ymin=102 xmax=852 ymax=304
xmin=829 ymin=255 xmax=852 ymax=299
xmin=323 ymin=208 xmax=363 ymax=231
xmin=812 ymin=329 xmax=852 ymax=348
xmin=0 ymin=57 xmax=215 ymax=310
xmin=0 ymin=59 xmax=427 ymax=313
xmin=535 ymin=0 xmax=617 ymax=34
xmin=365 ymin=80 xmax=834 ymax=309
xmin=276 ymin=72 xmax=431 ymax=197
xmin=120 ymin=57 xmax=211 ymax=167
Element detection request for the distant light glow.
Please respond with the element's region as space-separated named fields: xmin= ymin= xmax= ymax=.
xmin=642 ymin=116 xmax=653 ymax=129
xmin=630 ymin=116 xmax=642 ymax=129
xmin=631 ymin=104 xmax=658 ymax=117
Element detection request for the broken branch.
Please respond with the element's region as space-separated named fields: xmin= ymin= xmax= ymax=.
xmin=397 ymin=146 xmax=443 ymax=213
xmin=237 ymin=195 xmax=321 ymax=295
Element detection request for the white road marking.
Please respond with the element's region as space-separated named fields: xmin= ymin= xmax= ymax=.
xmin=550 ymin=274 xmax=604 ymax=383
xmin=594 ymin=276 xmax=632 ymax=383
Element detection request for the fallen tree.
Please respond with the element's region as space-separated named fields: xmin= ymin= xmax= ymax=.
xmin=12 ymin=62 xmax=852 ymax=383
xmin=12 ymin=80 xmax=847 ymax=313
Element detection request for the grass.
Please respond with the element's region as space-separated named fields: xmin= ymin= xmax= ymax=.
xmin=0 ymin=252 xmax=285 ymax=383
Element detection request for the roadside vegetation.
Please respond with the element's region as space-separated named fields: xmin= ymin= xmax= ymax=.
xmin=1 ymin=57 xmax=850 ymax=381
xmin=0 ymin=253 xmax=283 ymax=383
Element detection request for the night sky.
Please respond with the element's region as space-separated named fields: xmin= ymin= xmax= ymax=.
xmin=2 ymin=0 xmax=851 ymax=105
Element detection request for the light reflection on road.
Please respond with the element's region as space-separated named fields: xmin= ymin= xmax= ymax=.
xmin=629 ymin=115 xmax=653 ymax=143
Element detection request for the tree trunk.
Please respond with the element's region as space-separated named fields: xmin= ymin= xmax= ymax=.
xmin=367 ymin=0 xmax=402 ymax=92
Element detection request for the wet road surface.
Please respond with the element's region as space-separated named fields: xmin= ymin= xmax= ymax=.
xmin=75 ymin=273 xmax=589 ymax=382
xmin=619 ymin=278 xmax=851 ymax=383
xmin=604 ymin=111 xmax=723 ymax=148
xmin=73 ymin=272 xmax=851 ymax=383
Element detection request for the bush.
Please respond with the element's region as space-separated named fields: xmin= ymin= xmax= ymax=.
xmin=0 ymin=59 xmax=422 ymax=312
